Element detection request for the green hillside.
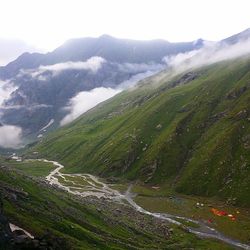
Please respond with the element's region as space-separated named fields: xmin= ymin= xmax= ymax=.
xmin=30 ymin=56 xmax=250 ymax=206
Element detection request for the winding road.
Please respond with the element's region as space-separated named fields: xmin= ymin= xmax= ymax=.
xmin=42 ymin=159 xmax=250 ymax=250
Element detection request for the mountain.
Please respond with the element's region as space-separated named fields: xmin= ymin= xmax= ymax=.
xmin=31 ymin=56 xmax=250 ymax=207
xmin=221 ymin=28 xmax=250 ymax=45
xmin=0 ymin=35 xmax=203 ymax=139
xmin=0 ymin=35 xmax=202 ymax=78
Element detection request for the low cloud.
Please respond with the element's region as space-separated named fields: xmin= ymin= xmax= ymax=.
xmin=0 ymin=104 xmax=53 ymax=113
xmin=60 ymin=87 xmax=121 ymax=125
xmin=0 ymin=80 xmax=17 ymax=107
xmin=0 ymin=125 xmax=23 ymax=148
xmin=60 ymin=64 xmax=164 ymax=125
xmin=117 ymin=62 xmax=165 ymax=74
xmin=118 ymin=70 xmax=162 ymax=89
xmin=163 ymin=39 xmax=250 ymax=73
xmin=24 ymin=56 xmax=106 ymax=79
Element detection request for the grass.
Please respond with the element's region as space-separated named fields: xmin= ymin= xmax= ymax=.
xmin=0 ymin=160 xmax=234 ymax=249
xmin=0 ymin=158 xmax=56 ymax=177
xmin=28 ymin=57 xmax=250 ymax=207
xmin=131 ymin=183 xmax=250 ymax=244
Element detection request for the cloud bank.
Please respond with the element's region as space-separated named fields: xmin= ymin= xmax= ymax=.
xmin=117 ymin=62 xmax=165 ymax=74
xmin=118 ymin=70 xmax=161 ymax=89
xmin=60 ymin=87 xmax=121 ymax=125
xmin=61 ymin=38 xmax=250 ymax=126
xmin=163 ymin=38 xmax=250 ymax=73
xmin=0 ymin=80 xmax=17 ymax=106
xmin=0 ymin=125 xmax=23 ymax=148
xmin=27 ymin=56 xmax=106 ymax=79
xmin=60 ymin=65 xmax=164 ymax=125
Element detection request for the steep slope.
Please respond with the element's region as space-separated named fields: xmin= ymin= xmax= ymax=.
xmin=31 ymin=56 xmax=250 ymax=207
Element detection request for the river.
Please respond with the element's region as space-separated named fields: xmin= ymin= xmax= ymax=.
xmin=41 ymin=159 xmax=250 ymax=250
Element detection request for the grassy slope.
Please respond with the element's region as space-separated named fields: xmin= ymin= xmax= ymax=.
xmin=0 ymin=159 xmax=231 ymax=249
xmin=31 ymin=57 xmax=250 ymax=206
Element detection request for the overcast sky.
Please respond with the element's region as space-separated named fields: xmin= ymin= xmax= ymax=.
xmin=0 ymin=0 xmax=249 ymax=52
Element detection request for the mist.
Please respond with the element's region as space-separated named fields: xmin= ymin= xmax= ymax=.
xmin=0 ymin=80 xmax=17 ymax=106
xmin=117 ymin=62 xmax=165 ymax=74
xmin=163 ymin=38 xmax=250 ymax=73
xmin=0 ymin=38 xmax=40 ymax=66
xmin=118 ymin=70 xmax=163 ymax=89
xmin=60 ymin=87 xmax=121 ymax=125
xmin=0 ymin=125 xmax=23 ymax=148
xmin=23 ymin=56 xmax=106 ymax=79
xmin=60 ymin=64 xmax=164 ymax=126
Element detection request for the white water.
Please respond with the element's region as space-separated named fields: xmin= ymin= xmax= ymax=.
xmin=42 ymin=159 xmax=250 ymax=250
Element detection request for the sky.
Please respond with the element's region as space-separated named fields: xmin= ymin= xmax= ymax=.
xmin=0 ymin=0 xmax=249 ymax=61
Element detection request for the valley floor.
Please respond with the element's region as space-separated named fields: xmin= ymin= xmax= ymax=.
xmin=1 ymin=157 xmax=250 ymax=249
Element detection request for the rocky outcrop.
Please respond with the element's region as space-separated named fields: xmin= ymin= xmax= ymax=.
xmin=0 ymin=188 xmax=67 ymax=249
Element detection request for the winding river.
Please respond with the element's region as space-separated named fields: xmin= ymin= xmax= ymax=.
xmin=41 ymin=159 xmax=250 ymax=250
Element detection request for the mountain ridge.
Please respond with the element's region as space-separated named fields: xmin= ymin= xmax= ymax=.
xmin=0 ymin=35 xmax=204 ymax=139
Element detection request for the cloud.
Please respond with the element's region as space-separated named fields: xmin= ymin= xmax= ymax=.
xmin=60 ymin=62 xmax=165 ymax=125
xmin=117 ymin=62 xmax=165 ymax=74
xmin=0 ymin=125 xmax=23 ymax=148
xmin=163 ymin=38 xmax=250 ymax=73
xmin=0 ymin=80 xmax=17 ymax=107
xmin=60 ymin=66 xmax=164 ymax=126
xmin=118 ymin=70 xmax=162 ymax=89
xmin=24 ymin=56 xmax=106 ymax=79
xmin=60 ymin=87 xmax=121 ymax=125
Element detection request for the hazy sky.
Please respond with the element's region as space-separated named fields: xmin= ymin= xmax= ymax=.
xmin=0 ymin=0 xmax=249 ymax=51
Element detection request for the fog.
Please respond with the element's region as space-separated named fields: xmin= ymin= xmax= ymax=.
xmin=117 ymin=62 xmax=165 ymax=74
xmin=60 ymin=64 xmax=164 ymax=125
xmin=31 ymin=56 xmax=106 ymax=78
xmin=0 ymin=38 xmax=40 ymax=66
xmin=0 ymin=125 xmax=23 ymax=148
xmin=163 ymin=38 xmax=250 ymax=73
xmin=60 ymin=87 xmax=121 ymax=125
xmin=0 ymin=80 xmax=17 ymax=106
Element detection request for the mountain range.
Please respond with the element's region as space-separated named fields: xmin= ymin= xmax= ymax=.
xmin=0 ymin=29 xmax=250 ymax=249
xmin=0 ymin=35 xmax=204 ymax=140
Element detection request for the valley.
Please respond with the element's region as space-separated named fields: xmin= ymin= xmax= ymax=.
xmin=0 ymin=157 xmax=236 ymax=250
xmin=0 ymin=26 xmax=250 ymax=249
xmin=1 ymin=157 xmax=250 ymax=249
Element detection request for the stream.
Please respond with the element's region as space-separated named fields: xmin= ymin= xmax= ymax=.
xmin=41 ymin=159 xmax=250 ymax=250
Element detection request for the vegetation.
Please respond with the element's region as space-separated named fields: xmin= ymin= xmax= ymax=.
xmin=30 ymin=56 xmax=250 ymax=207
xmin=0 ymin=160 xmax=232 ymax=249
xmin=0 ymin=158 xmax=56 ymax=177
xmin=131 ymin=183 xmax=250 ymax=244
